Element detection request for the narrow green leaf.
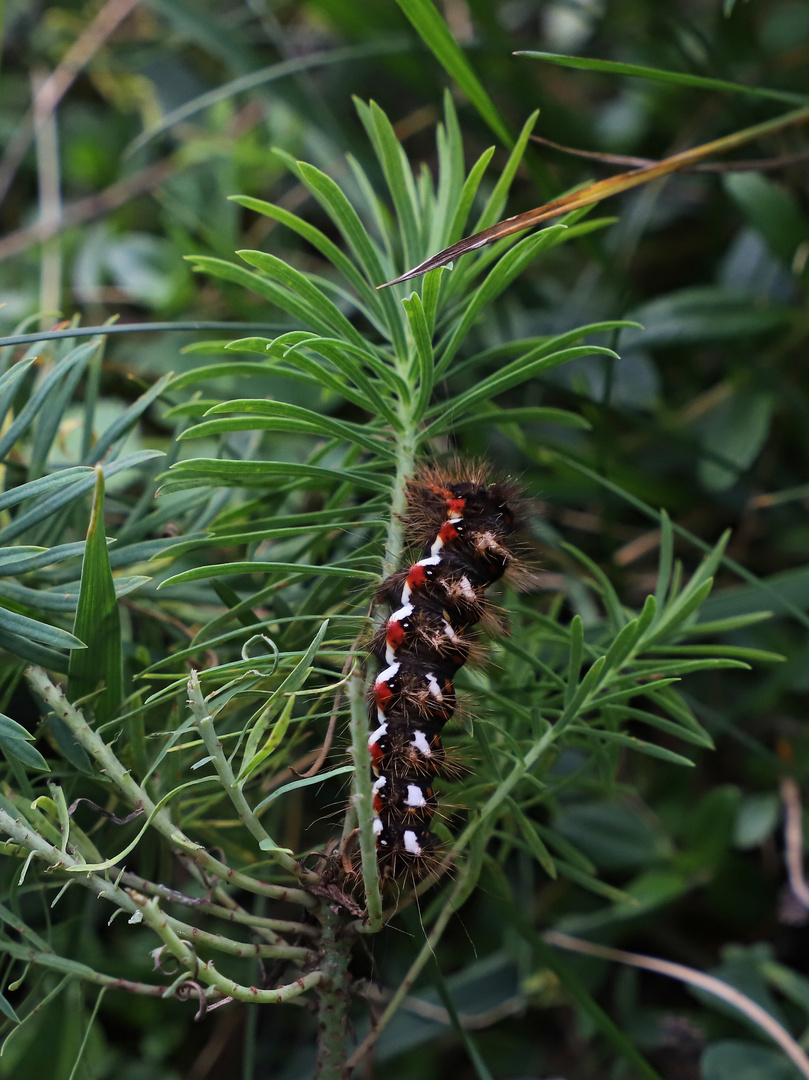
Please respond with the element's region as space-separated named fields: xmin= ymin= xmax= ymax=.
xmin=0 ymin=713 xmax=35 ymax=741
xmin=238 ymin=693 xmax=296 ymax=785
xmin=601 ymin=617 xmax=647 ymax=673
xmin=67 ymin=468 xmax=123 ymax=724
xmin=641 ymin=579 xmax=715 ymax=648
xmin=451 ymin=406 xmax=591 ymax=432
xmin=159 ymin=561 xmax=378 ymax=589
xmin=688 ymin=612 xmax=773 ymax=635
xmin=560 ymin=655 xmax=608 ymax=723
xmin=0 ymin=342 xmax=97 ymax=463
xmin=0 ymin=450 xmax=163 ymax=545
xmin=166 ymin=362 xmax=280 ymax=392
xmin=0 ymin=468 xmax=94 ymax=513
xmin=194 ymin=400 xmax=393 ymax=457
xmin=605 ymin=705 xmax=714 ymax=749
xmin=508 ymin=800 xmax=557 ymax=878
xmin=254 ymin=764 xmax=354 ymax=812
xmin=568 ymin=725 xmax=696 ymax=766
xmin=429 ymin=344 xmax=617 ymax=430
xmin=82 ymin=373 xmax=173 ymax=467
xmin=653 ymin=510 xmax=675 ymax=612
xmin=230 ymin=195 xmax=383 ymax=318
xmin=435 ymin=228 xmax=569 ymax=375
xmin=554 ymin=858 xmax=635 ymax=903
xmin=0 ymin=734 xmax=49 ymax=772
xmin=162 ymin=458 xmax=389 ymax=493
xmin=647 ymin=644 xmax=784 ymax=663
xmin=402 ymin=292 xmax=435 ymax=418
xmin=186 ymin=256 xmax=336 ymax=335
xmin=356 ymin=99 xmax=421 ymax=269
xmin=236 ymin=249 xmax=368 ymax=349
xmin=0 ymin=606 xmax=84 ymax=650
xmin=516 ymin=50 xmax=808 ymax=106
xmin=284 ymin=157 xmax=406 ymax=349
xmin=395 ymin=0 xmax=512 ymax=145
xmin=0 ymin=989 xmax=21 ymax=1025
xmin=445 ymin=146 xmax=496 ymax=251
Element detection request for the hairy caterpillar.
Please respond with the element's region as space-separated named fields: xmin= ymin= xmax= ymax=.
xmin=366 ymin=464 xmax=522 ymax=877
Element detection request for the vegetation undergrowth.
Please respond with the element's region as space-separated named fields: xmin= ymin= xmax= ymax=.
xmin=1 ymin=3 xmax=809 ymax=1080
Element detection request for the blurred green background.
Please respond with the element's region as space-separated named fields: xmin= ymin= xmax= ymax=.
xmin=2 ymin=1 xmax=809 ymax=1078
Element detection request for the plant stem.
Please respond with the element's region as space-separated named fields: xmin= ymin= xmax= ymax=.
xmin=186 ymin=668 xmax=315 ymax=881
xmin=313 ymin=902 xmax=354 ymax=1079
xmin=136 ymin=897 xmax=325 ymax=1004
xmin=25 ymin=666 xmax=318 ymax=908
xmin=119 ymin=872 xmax=319 ymax=939
xmin=349 ymin=323 xmax=422 ymax=926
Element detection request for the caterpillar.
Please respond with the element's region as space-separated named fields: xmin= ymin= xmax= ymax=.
xmin=366 ymin=464 xmax=522 ymax=877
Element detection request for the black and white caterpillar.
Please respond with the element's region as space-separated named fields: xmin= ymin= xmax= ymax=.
xmin=366 ymin=465 xmax=521 ymax=876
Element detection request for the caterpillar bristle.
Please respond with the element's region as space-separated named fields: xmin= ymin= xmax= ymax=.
xmin=361 ymin=462 xmax=525 ymax=885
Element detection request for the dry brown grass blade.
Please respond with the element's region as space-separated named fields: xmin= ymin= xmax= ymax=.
xmin=379 ymin=104 xmax=809 ymax=289
xmin=545 ymin=929 xmax=809 ymax=1079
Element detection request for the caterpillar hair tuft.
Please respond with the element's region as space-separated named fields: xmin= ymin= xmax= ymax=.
xmin=365 ymin=462 xmax=525 ymax=879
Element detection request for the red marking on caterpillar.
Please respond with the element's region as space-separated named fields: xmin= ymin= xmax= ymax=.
xmin=367 ymin=463 xmax=523 ymax=879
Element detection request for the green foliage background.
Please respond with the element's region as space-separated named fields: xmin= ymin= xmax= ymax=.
xmin=1 ymin=1 xmax=809 ymax=1079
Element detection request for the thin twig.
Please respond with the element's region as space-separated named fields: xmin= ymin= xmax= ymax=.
xmin=360 ymin=981 xmax=524 ymax=1029
xmin=0 ymin=160 xmax=174 ymax=262
xmin=32 ymin=67 xmax=63 ymax=326
xmin=0 ymin=0 xmax=140 ymax=206
xmin=781 ymin=776 xmax=809 ymax=909
xmin=118 ymin=871 xmax=319 ymax=939
xmin=544 ymin=930 xmax=809 ymax=1080
xmin=531 ymin=134 xmax=809 ymax=173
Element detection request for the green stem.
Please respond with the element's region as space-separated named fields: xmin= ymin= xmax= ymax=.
xmin=119 ymin=872 xmax=318 ymax=939
xmin=26 ymin=666 xmax=318 ymax=909
xmin=313 ymin=902 xmax=354 ymax=1079
xmin=351 ymin=327 xmax=422 ymax=922
xmin=348 ymin=664 xmax=383 ymax=930
xmin=345 ymin=858 xmax=476 ymax=1070
xmin=136 ymin=897 xmax=325 ymax=1005
xmin=0 ymin=938 xmax=169 ymax=997
xmin=186 ymin=669 xmax=315 ymax=881
xmin=155 ymin=908 xmax=313 ymax=962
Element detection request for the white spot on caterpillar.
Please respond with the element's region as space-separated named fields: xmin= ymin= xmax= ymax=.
xmin=368 ymin=721 xmax=388 ymax=747
xmin=406 ymin=784 xmax=427 ymax=808
xmin=411 ymin=730 xmax=433 ymax=757
xmin=373 ymin=817 xmax=384 ymax=835
xmin=390 ymin=602 xmax=414 ymax=623
xmin=374 ymin=661 xmax=400 ymax=687
xmin=373 ymin=776 xmax=387 ymax=794
xmin=403 ymin=829 xmax=422 ymax=855
xmin=442 ymin=621 xmax=460 ymax=642
xmin=457 ymin=575 xmax=476 ymax=600
xmin=424 ymin=673 xmax=443 ymax=700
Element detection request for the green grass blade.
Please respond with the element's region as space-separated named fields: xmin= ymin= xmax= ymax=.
xmin=516 ymin=51 xmax=809 ymax=106
xmin=395 ymin=0 xmax=512 ymax=145
xmin=67 ymin=468 xmax=124 ymax=724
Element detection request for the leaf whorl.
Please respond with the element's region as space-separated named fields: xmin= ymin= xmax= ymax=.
xmin=368 ymin=463 xmax=523 ymax=877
